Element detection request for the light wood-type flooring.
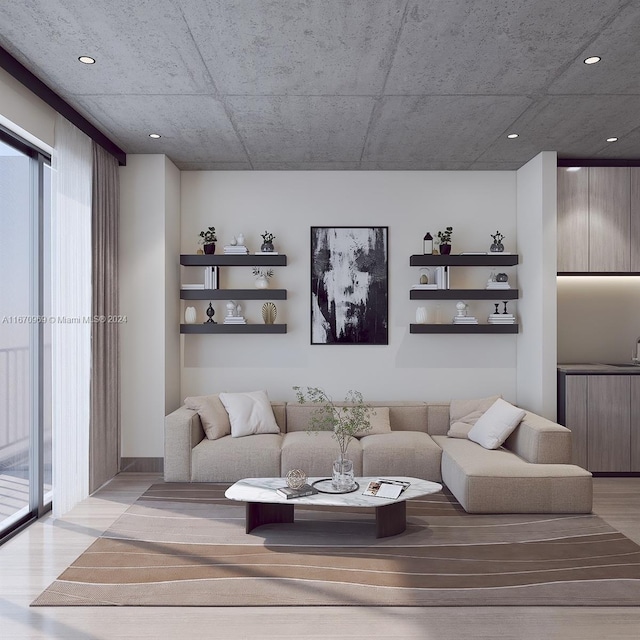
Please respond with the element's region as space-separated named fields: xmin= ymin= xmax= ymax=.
xmin=1 ymin=473 xmax=639 ymax=640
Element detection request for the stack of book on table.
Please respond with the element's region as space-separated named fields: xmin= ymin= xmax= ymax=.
xmin=276 ymin=484 xmax=318 ymax=499
xmin=223 ymin=244 xmax=248 ymax=254
xmin=224 ymin=315 xmax=246 ymax=325
xmin=453 ymin=315 xmax=478 ymax=325
xmin=488 ymin=313 xmax=516 ymax=324
xmin=362 ymin=479 xmax=410 ymax=499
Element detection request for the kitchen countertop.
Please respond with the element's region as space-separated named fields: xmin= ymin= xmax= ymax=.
xmin=558 ymin=363 xmax=640 ymax=374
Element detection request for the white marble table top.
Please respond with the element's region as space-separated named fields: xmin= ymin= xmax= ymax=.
xmin=225 ymin=476 xmax=442 ymax=508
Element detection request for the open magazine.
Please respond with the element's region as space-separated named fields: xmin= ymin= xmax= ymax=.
xmin=362 ymin=479 xmax=410 ymax=499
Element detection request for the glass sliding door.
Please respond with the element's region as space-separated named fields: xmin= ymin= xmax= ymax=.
xmin=0 ymin=130 xmax=51 ymax=543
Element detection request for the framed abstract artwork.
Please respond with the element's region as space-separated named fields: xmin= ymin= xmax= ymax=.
xmin=310 ymin=226 xmax=388 ymax=345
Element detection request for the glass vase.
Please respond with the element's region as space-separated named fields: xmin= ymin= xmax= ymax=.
xmin=332 ymin=454 xmax=355 ymax=491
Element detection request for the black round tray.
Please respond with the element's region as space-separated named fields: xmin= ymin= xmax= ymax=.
xmin=311 ymin=478 xmax=360 ymax=495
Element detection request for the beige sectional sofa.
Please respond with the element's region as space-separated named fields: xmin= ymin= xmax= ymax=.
xmin=164 ymin=399 xmax=592 ymax=514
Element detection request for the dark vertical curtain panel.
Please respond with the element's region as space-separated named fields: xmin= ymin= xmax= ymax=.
xmin=90 ymin=143 xmax=120 ymax=492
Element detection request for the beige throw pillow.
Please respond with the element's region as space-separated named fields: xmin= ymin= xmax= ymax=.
xmin=219 ymin=390 xmax=280 ymax=438
xmin=353 ymin=406 xmax=392 ymax=438
xmin=447 ymin=394 xmax=501 ymax=438
xmin=184 ymin=394 xmax=231 ymax=440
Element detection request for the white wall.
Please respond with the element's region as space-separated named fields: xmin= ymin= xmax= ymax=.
xmin=180 ymin=171 xmax=519 ymax=404
xmin=120 ymin=154 xmax=180 ymax=457
xmin=0 ymin=67 xmax=55 ymax=151
xmin=516 ymin=152 xmax=558 ymax=418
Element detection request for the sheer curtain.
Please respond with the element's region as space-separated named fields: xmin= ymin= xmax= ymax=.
xmin=51 ymin=115 xmax=92 ymax=517
xmin=90 ymin=143 xmax=120 ymax=492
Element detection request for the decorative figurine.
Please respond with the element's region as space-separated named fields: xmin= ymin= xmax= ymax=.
xmin=423 ymin=232 xmax=433 ymax=255
xmin=205 ymin=302 xmax=216 ymax=323
xmin=502 ymin=301 xmax=509 ymax=314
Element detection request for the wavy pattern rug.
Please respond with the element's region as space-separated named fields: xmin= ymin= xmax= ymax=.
xmin=33 ymin=483 xmax=640 ymax=606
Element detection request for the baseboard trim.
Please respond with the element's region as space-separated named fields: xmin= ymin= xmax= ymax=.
xmin=120 ymin=457 xmax=164 ymax=473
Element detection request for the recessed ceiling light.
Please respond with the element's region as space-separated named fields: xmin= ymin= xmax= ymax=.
xmin=583 ymin=56 xmax=601 ymax=65
xmin=78 ymin=56 xmax=95 ymax=64
xmin=149 ymin=133 xmax=161 ymax=139
xmin=606 ymin=137 xmax=618 ymax=143
xmin=566 ymin=167 xmax=581 ymax=172
xmin=507 ymin=133 xmax=519 ymax=139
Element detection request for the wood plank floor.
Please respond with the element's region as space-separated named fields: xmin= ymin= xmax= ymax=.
xmin=1 ymin=473 xmax=639 ymax=640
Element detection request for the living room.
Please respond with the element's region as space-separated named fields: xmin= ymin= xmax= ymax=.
xmin=1 ymin=2 xmax=640 ymax=638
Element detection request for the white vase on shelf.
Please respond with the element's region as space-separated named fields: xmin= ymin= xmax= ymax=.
xmin=415 ymin=307 xmax=428 ymax=324
xmin=184 ymin=306 xmax=197 ymax=324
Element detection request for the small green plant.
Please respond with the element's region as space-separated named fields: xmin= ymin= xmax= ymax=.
xmin=261 ymin=231 xmax=276 ymax=243
xmin=437 ymin=226 xmax=453 ymax=245
xmin=293 ymin=386 xmax=374 ymax=456
xmin=199 ymin=226 xmax=217 ymax=244
xmin=252 ymin=267 xmax=274 ymax=279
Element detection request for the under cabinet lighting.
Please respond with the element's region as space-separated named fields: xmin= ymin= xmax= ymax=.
xmin=507 ymin=133 xmax=519 ymax=139
xmin=583 ymin=56 xmax=601 ymax=65
xmin=78 ymin=56 xmax=95 ymax=64
xmin=606 ymin=137 xmax=618 ymax=143
xmin=149 ymin=133 xmax=161 ymax=139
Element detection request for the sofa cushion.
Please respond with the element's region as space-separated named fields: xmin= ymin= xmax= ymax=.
xmin=447 ymin=394 xmax=500 ymax=438
xmin=191 ymin=433 xmax=283 ymax=482
xmin=280 ymin=431 xmax=363 ymax=477
xmin=353 ymin=406 xmax=391 ymax=437
xmin=433 ymin=435 xmax=592 ymax=514
xmin=467 ymin=398 xmax=525 ymax=449
xmin=184 ymin=394 xmax=231 ymax=440
xmin=360 ymin=431 xmax=442 ymax=482
xmin=219 ymin=390 xmax=280 ymax=437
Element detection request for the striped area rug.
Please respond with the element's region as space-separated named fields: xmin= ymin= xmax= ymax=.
xmin=32 ymin=483 xmax=640 ymax=606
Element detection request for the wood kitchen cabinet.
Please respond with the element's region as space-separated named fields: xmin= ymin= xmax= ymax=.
xmin=558 ymin=371 xmax=640 ymax=472
xmin=557 ymin=166 xmax=633 ymax=273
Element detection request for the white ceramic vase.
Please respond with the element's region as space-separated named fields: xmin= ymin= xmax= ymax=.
xmin=416 ymin=306 xmax=428 ymax=324
xmin=185 ymin=306 xmax=197 ymax=324
xmin=255 ymin=275 xmax=269 ymax=289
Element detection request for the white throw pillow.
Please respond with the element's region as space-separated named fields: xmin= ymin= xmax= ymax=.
xmin=219 ymin=390 xmax=280 ymax=438
xmin=184 ymin=393 xmax=231 ymax=440
xmin=467 ymin=398 xmax=526 ymax=450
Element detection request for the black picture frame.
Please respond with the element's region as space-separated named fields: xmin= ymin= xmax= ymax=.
xmin=310 ymin=226 xmax=388 ymax=345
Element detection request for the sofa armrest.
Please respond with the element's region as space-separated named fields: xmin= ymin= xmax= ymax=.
xmin=164 ymin=406 xmax=205 ymax=481
xmin=504 ymin=411 xmax=572 ymax=464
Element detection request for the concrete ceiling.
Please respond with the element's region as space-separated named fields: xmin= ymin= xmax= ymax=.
xmin=1 ymin=0 xmax=639 ymax=170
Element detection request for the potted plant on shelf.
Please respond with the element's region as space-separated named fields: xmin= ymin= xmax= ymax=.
xmin=437 ymin=226 xmax=453 ymax=255
xmin=490 ymin=230 xmax=505 ymax=253
xmin=199 ymin=226 xmax=217 ymax=254
xmin=260 ymin=231 xmax=276 ymax=252
xmin=293 ymin=386 xmax=374 ymax=491
xmin=252 ymin=267 xmax=274 ymax=289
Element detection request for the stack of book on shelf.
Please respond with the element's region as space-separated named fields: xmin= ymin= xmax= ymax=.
xmin=276 ymin=484 xmax=318 ymax=499
xmin=486 ymin=281 xmax=511 ymax=290
xmin=181 ymin=283 xmax=204 ymax=290
xmin=410 ymin=283 xmax=438 ymax=290
xmin=223 ymin=244 xmax=248 ymax=254
xmin=255 ymin=251 xmax=279 ymax=255
xmin=204 ymin=266 xmax=219 ymax=290
xmin=453 ymin=314 xmax=478 ymax=325
xmin=224 ymin=314 xmax=247 ymax=325
xmin=488 ymin=313 xmax=516 ymax=325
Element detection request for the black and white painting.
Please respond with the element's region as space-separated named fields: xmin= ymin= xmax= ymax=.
xmin=311 ymin=227 xmax=388 ymax=345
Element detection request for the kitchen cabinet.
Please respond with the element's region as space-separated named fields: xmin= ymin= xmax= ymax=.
xmin=557 ymin=167 xmax=633 ymax=273
xmin=558 ymin=367 xmax=640 ymax=473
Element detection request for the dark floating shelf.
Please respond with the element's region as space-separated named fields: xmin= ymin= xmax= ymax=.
xmin=180 ymin=324 xmax=287 ymax=334
xmin=181 ymin=254 xmax=287 ymax=267
xmin=410 ymin=323 xmax=519 ymax=334
xmin=180 ymin=289 xmax=287 ymax=300
xmin=410 ymin=289 xmax=519 ymax=300
xmin=410 ymin=254 xmax=519 ymax=267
